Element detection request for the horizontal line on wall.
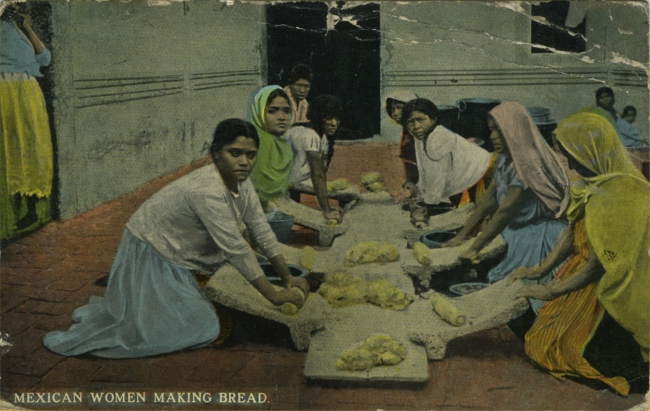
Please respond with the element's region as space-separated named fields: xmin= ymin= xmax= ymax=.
xmin=190 ymin=70 xmax=261 ymax=80
xmin=77 ymin=86 xmax=185 ymax=100
xmin=385 ymin=81 xmax=605 ymax=88
xmin=613 ymin=82 xmax=648 ymax=88
xmin=385 ymin=71 xmax=609 ymax=77
xmin=74 ymin=89 xmax=184 ymax=109
xmin=193 ymin=80 xmax=259 ymax=91
xmin=75 ymin=74 xmax=183 ymax=83
xmin=75 ymin=78 xmax=184 ymax=91
xmin=384 ymin=68 xmax=647 ymax=87
xmin=73 ymin=70 xmax=262 ymax=108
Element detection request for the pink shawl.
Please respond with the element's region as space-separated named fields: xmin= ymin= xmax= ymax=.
xmin=489 ymin=102 xmax=569 ymax=217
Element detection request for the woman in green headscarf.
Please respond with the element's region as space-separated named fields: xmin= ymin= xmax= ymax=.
xmin=509 ymin=111 xmax=648 ymax=395
xmin=248 ymin=85 xmax=294 ymax=204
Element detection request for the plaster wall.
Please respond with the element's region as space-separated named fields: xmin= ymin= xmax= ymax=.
xmin=50 ymin=1 xmax=266 ymax=218
xmin=380 ymin=1 xmax=649 ymax=141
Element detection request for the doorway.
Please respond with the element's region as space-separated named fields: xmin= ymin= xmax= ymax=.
xmin=266 ymin=2 xmax=380 ymax=139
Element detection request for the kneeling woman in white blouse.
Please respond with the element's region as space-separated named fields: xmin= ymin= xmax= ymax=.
xmin=401 ymin=98 xmax=493 ymax=227
xmin=44 ymin=119 xmax=309 ymax=358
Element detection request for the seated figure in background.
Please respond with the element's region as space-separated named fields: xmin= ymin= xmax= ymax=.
xmin=287 ymin=94 xmax=344 ymax=223
xmin=384 ymin=91 xmax=418 ymax=183
xmin=594 ymin=87 xmax=648 ymax=148
xmin=616 ymin=105 xmax=648 ymax=148
xmin=284 ymin=64 xmax=312 ymax=125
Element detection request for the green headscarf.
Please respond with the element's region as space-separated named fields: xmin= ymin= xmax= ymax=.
xmin=248 ymin=85 xmax=293 ymax=203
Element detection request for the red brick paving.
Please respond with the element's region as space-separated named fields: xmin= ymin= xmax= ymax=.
xmin=0 ymin=145 xmax=645 ymax=410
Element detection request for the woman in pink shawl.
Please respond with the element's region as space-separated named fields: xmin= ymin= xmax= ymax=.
xmin=446 ymin=102 xmax=569 ymax=312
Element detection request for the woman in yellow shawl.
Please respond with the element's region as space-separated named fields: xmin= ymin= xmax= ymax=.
xmin=509 ymin=111 xmax=649 ymax=395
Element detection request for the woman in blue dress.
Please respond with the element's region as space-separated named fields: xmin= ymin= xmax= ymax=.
xmin=445 ymin=102 xmax=568 ymax=312
xmin=43 ymin=119 xmax=309 ymax=358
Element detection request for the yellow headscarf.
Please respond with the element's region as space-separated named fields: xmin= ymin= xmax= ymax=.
xmin=555 ymin=112 xmax=649 ymax=359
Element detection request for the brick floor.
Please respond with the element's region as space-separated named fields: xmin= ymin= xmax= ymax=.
xmin=0 ymin=144 xmax=646 ymax=410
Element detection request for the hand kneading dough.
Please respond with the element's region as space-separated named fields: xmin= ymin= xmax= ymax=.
xmin=281 ymin=302 xmax=298 ymax=316
xmin=326 ymin=178 xmax=350 ymax=191
xmin=366 ymin=279 xmax=412 ymax=310
xmin=336 ymin=334 xmax=406 ymax=371
xmin=360 ymin=172 xmax=382 ymax=186
xmin=344 ymin=242 xmax=399 ymax=267
xmin=280 ymin=287 xmax=306 ymax=316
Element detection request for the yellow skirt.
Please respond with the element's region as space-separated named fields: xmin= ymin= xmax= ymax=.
xmin=1 ymin=78 xmax=53 ymax=197
xmin=0 ymin=78 xmax=53 ymax=239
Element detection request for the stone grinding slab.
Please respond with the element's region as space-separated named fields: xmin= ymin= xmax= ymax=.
xmin=204 ymin=264 xmax=333 ymax=351
xmin=408 ymin=279 xmax=529 ymax=359
xmin=291 ymin=181 xmax=361 ymax=203
xmin=402 ymin=236 xmax=507 ymax=290
xmin=304 ymin=304 xmax=428 ymax=382
xmin=269 ymin=195 xmax=350 ymax=246
xmin=205 ymin=197 xmax=530 ymax=382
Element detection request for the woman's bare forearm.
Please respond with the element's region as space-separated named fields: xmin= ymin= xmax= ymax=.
xmin=467 ymin=186 xmax=523 ymax=253
xmin=537 ymin=225 xmax=573 ymax=273
xmin=308 ymin=152 xmax=330 ymax=214
xmin=455 ymin=183 xmax=497 ymax=239
xmin=549 ymin=253 xmax=604 ymax=297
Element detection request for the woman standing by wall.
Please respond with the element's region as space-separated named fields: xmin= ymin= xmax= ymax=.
xmin=0 ymin=1 xmax=53 ymax=239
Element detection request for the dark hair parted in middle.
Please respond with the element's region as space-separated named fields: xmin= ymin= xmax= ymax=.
xmin=265 ymin=88 xmax=291 ymax=112
xmin=288 ymin=64 xmax=313 ymax=85
xmin=307 ymin=95 xmax=342 ymax=135
xmin=596 ymin=86 xmax=614 ymax=99
xmin=400 ymin=98 xmax=439 ymax=128
xmin=211 ymin=119 xmax=259 ymax=155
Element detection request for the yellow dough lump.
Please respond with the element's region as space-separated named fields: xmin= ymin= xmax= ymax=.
xmin=280 ymin=302 xmax=298 ymax=316
xmin=430 ymin=293 xmax=466 ymax=326
xmin=336 ymin=334 xmax=406 ymax=371
xmin=360 ymin=171 xmax=382 ymax=186
xmin=412 ymin=242 xmax=431 ymax=266
xmin=366 ymin=182 xmax=386 ymax=193
xmin=299 ymin=246 xmax=315 ymax=271
xmin=280 ymin=287 xmax=306 ymax=316
xmin=344 ymin=242 xmax=399 ymax=267
xmin=317 ymin=273 xmax=412 ymax=310
xmin=367 ymin=279 xmax=413 ymax=311
xmin=318 ymin=272 xmax=368 ymax=307
xmin=327 ymin=178 xmax=350 ymax=192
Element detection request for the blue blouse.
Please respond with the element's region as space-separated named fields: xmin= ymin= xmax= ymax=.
xmin=1 ymin=21 xmax=51 ymax=77
xmin=488 ymin=154 xmax=566 ymax=290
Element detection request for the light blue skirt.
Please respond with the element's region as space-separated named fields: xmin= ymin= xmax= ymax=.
xmin=43 ymin=229 xmax=219 ymax=358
